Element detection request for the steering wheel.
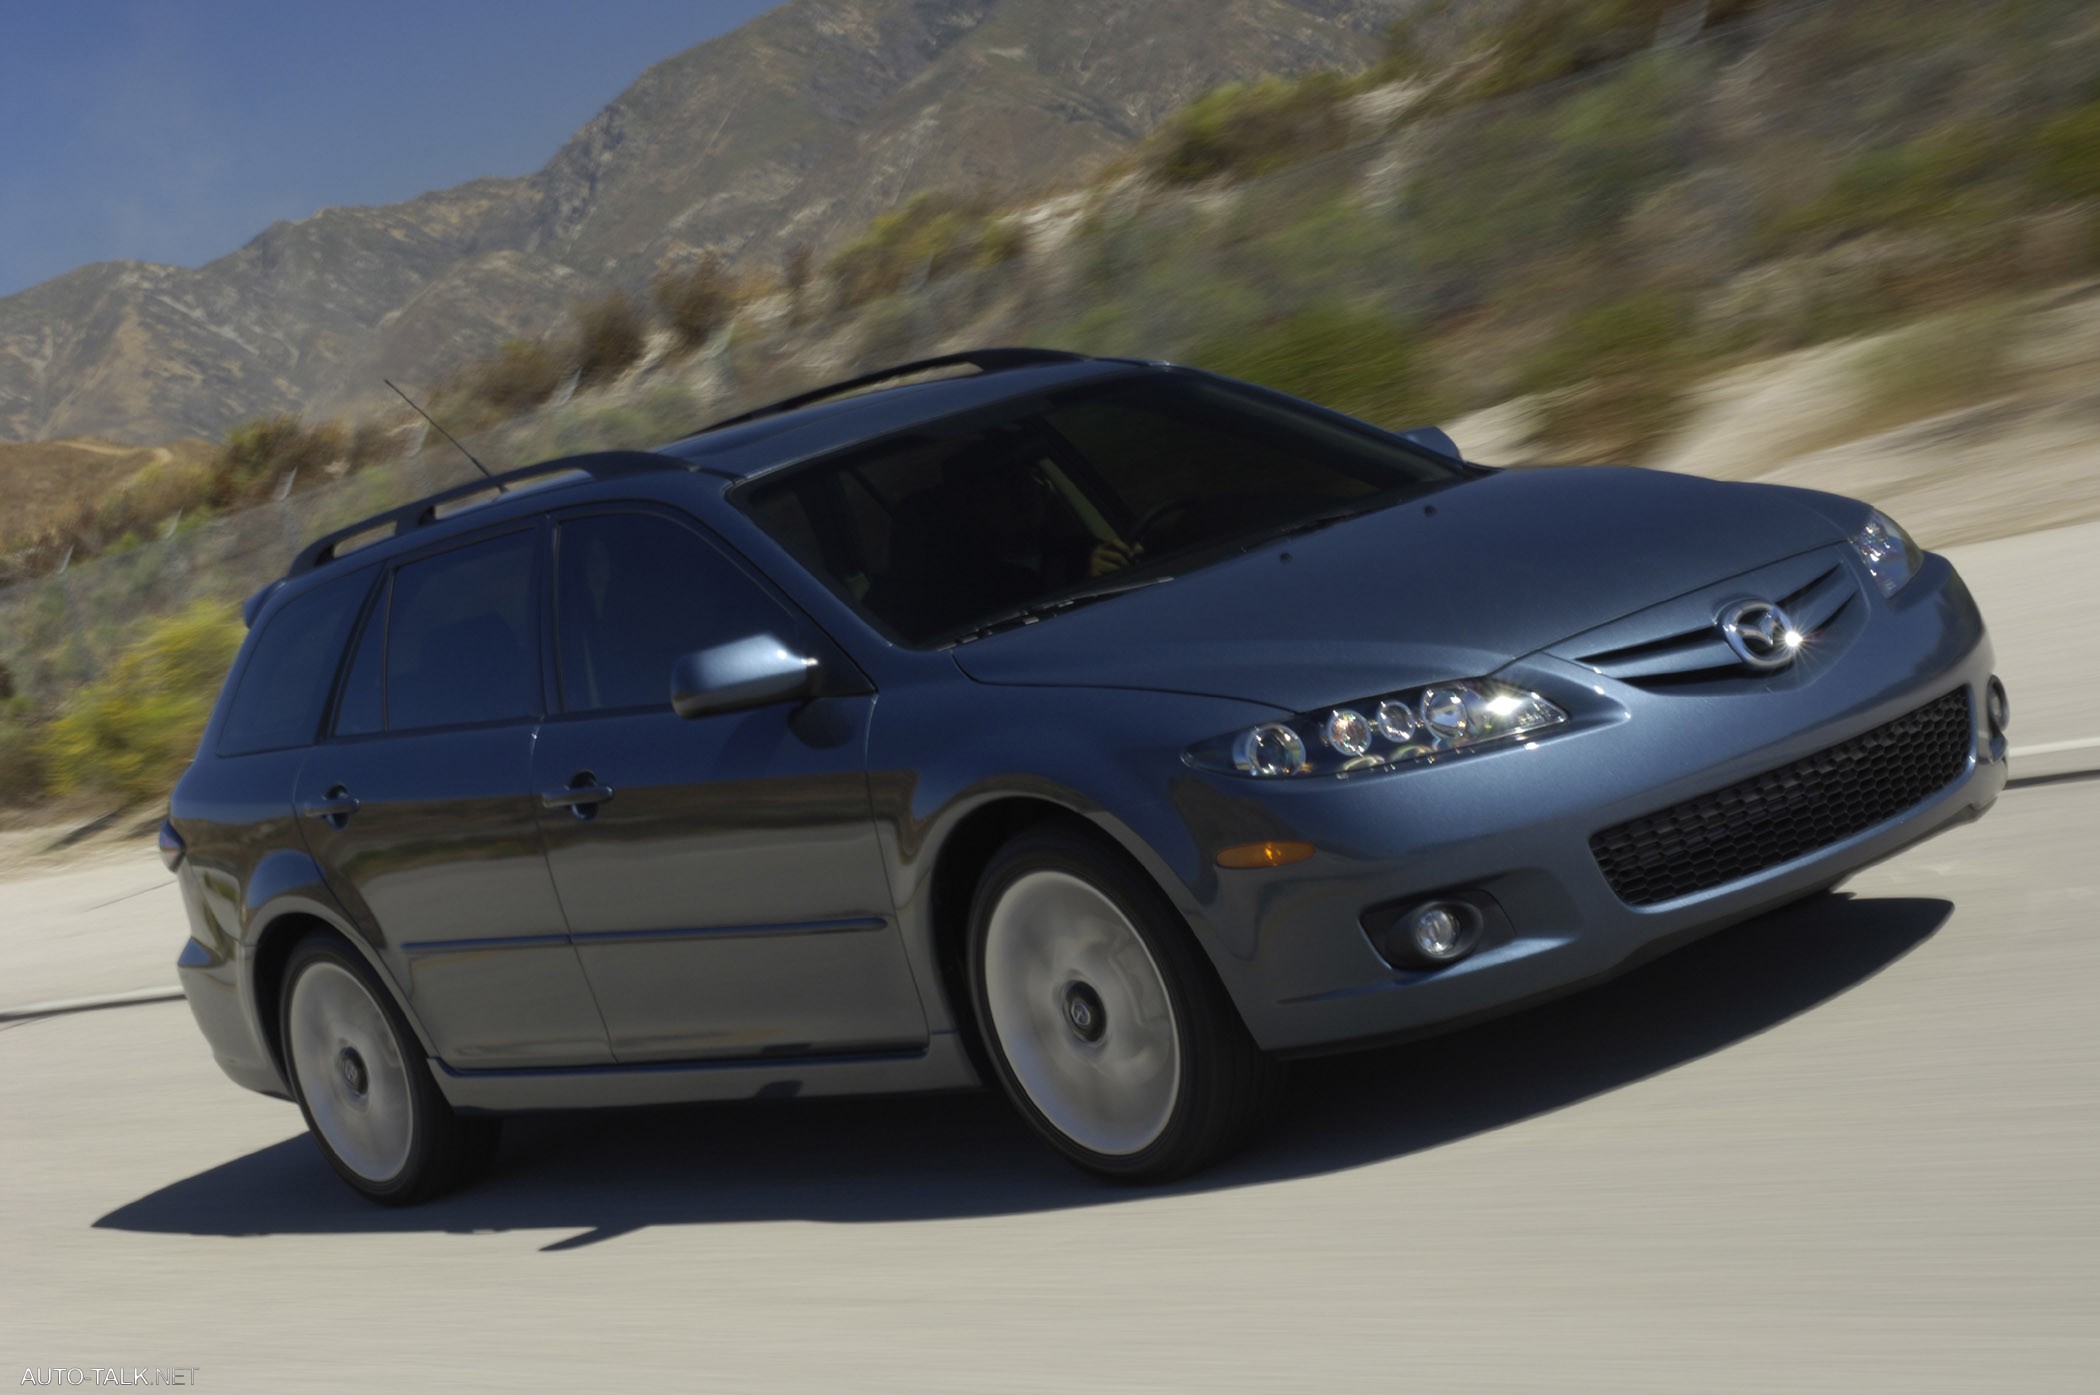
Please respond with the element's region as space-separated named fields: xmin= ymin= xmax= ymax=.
xmin=1127 ymin=495 xmax=1199 ymax=545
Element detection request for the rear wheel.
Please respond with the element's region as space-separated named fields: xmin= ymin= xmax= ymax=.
xmin=968 ymin=822 xmax=1279 ymax=1181
xmin=279 ymin=932 xmax=498 ymax=1204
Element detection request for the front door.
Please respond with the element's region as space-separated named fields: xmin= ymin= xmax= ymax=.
xmin=533 ymin=507 xmax=926 ymax=1063
xmin=296 ymin=525 xmax=612 ymax=1069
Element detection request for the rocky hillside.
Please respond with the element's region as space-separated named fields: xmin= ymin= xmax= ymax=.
xmin=0 ymin=0 xmax=1412 ymax=446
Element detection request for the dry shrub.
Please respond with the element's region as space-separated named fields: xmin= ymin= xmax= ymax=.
xmin=449 ymin=340 xmax=566 ymax=421
xmin=572 ymin=292 xmax=647 ymax=385
xmin=207 ymin=415 xmax=348 ymax=509
xmin=651 ymin=255 xmax=737 ymax=351
xmin=783 ymin=244 xmax=814 ymax=321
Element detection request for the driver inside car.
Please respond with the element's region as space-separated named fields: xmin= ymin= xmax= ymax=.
xmin=947 ymin=442 xmax=1141 ymax=584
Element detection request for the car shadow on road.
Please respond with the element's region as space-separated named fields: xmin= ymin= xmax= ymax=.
xmin=98 ymin=891 xmax=1950 ymax=1251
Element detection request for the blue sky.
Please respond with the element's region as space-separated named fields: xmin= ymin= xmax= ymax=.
xmin=0 ymin=0 xmax=785 ymax=297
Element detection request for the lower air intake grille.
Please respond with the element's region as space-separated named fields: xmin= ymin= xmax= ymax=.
xmin=1591 ymin=688 xmax=1973 ymax=907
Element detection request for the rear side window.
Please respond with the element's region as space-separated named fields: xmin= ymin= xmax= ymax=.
xmin=385 ymin=531 xmax=539 ymax=731
xmin=555 ymin=512 xmax=793 ymax=714
xmin=218 ymin=569 xmax=373 ymax=756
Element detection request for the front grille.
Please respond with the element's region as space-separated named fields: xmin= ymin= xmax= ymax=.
xmin=1572 ymin=558 xmax=1858 ymax=685
xmin=1591 ymin=688 xmax=1973 ymax=906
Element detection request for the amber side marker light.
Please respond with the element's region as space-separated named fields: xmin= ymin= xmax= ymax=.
xmin=1216 ymin=841 xmax=1315 ymax=869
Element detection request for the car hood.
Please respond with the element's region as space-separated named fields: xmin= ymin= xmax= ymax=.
xmin=949 ymin=466 xmax=1845 ymax=711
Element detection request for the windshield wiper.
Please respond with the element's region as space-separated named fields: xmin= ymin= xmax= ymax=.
xmin=1238 ymin=490 xmax=1420 ymax=552
xmin=950 ymin=572 xmax=1176 ymax=645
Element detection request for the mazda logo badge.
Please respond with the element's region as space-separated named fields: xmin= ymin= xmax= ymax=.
xmin=1719 ymin=600 xmax=1801 ymax=670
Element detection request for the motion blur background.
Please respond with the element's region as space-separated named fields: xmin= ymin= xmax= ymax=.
xmin=4 ymin=6 xmax=2097 ymax=1391
xmin=1 ymin=0 xmax=2096 ymax=834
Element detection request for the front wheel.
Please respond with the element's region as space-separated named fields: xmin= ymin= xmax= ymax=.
xmin=279 ymin=932 xmax=499 ymax=1204
xmin=968 ymin=822 xmax=1279 ymax=1181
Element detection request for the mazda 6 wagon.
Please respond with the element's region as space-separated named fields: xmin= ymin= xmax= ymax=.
xmin=167 ymin=348 xmax=2008 ymax=1202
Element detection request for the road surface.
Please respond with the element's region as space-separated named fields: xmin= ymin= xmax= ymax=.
xmin=1 ymin=526 xmax=2095 ymax=1392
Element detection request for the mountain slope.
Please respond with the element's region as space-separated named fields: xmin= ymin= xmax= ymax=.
xmin=0 ymin=0 xmax=1411 ymax=445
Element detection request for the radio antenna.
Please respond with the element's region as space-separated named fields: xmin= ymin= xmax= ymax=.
xmin=384 ymin=379 xmax=497 ymax=485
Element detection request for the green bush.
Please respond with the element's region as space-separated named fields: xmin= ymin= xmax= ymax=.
xmin=1186 ymin=304 xmax=1431 ymax=428
xmin=519 ymin=383 xmax=702 ymax=459
xmin=1520 ymin=289 xmax=1699 ymax=457
xmin=2030 ymin=96 xmax=2100 ymax=202
xmin=1521 ymin=289 xmax=1695 ymax=391
xmin=1143 ymin=74 xmax=1354 ymax=185
xmin=1462 ymin=0 xmax=1773 ymax=100
xmin=1760 ymin=129 xmax=2004 ymax=249
xmin=1410 ymin=52 xmax=1695 ymax=289
xmin=40 ymin=602 xmax=244 ymax=804
xmin=0 ymin=698 xmax=48 ymax=804
xmin=826 ymin=194 xmax=1018 ymax=312
xmin=571 ymin=292 xmax=647 ymax=386
xmin=1849 ymin=303 xmax=2021 ymax=426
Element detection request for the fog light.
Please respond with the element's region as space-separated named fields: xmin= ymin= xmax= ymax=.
xmin=1986 ymin=676 xmax=2009 ymax=736
xmin=1363 ymin=892 xmax=1498 ymax=971
xmin=1409 ymin=904 xmax=1472 ymax=961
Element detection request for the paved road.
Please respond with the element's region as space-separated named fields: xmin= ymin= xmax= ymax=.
xmin=2 ymin=776 xmax=2095 ymax=1391
xmin=3 ymin=522 xmax=2097 ymax=1391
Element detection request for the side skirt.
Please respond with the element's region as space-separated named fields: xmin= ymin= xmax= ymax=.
xmin=430 ymin=1030 xmax=981 ymax=1114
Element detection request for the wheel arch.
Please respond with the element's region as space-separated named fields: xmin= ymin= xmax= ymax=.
xmin=922 ymin=793 xmax=1229 ymax=1059
xmin=248 ymin=902 xmax=435 ymax=1079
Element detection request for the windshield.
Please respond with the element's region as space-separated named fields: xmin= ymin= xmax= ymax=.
xmin=737 ymin=372 xmax=1465 ymax=646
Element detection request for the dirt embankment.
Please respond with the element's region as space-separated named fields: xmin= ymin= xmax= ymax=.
xmin=1454 ymin=281 xmax=2100 ymax=552
xmin=0 ymin=437 xmax=215 ymax=542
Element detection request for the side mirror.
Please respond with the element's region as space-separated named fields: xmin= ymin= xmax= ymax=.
xmin=1399 ymin=426 xmax=1463 ymax=464
xmin=671 ymin=634 xmax=820 ymax=719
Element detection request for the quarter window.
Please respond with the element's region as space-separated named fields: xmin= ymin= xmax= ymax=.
xmin=555 ymin=513 xmax=792 ymax=714
xmin=218 ymin=568 xmax=374 ymax=755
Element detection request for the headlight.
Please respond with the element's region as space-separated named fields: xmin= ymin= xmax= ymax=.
xmin=1187 ymin=679 xmax=1568 ymax=778
xmin=1850 ymin=508 xmax=1923 ymax=597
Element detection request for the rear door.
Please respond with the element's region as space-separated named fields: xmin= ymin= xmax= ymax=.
xmin=294 ymin=524 xmax=612 ymax=1068
xmin=531 ymin=505 xmax=926 ymax=1063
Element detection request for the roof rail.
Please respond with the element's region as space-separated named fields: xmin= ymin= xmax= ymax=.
xmin=691 ymin=348 xmax=1091 ymax=436
xmin=288 ymin=451 xmax=682 ymax=577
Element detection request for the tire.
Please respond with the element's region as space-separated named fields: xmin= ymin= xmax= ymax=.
xmin=277 ymin=932 xmax=499 ymax=1205
xmin=967 ymin=820 xmax=1281 ymax=1181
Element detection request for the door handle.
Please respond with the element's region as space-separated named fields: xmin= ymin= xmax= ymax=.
xmin=300 ymin=785 xmax=360 ymax=829
xmin=541 ymin=773 xmax=614 ymax=819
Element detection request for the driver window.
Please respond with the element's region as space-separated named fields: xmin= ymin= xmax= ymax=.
xmin=555 ymin=512 xmax=794 ymax=715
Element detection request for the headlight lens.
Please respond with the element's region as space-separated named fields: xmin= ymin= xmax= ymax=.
xmin=1190 ymin=678 xmax=1568 ymax=778
xmin=1850 ymin=508 xmax=1923 ymax=597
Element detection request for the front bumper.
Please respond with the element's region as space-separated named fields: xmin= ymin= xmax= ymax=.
xmin=1152 ymin=552 xmax=2005 ymax=1056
